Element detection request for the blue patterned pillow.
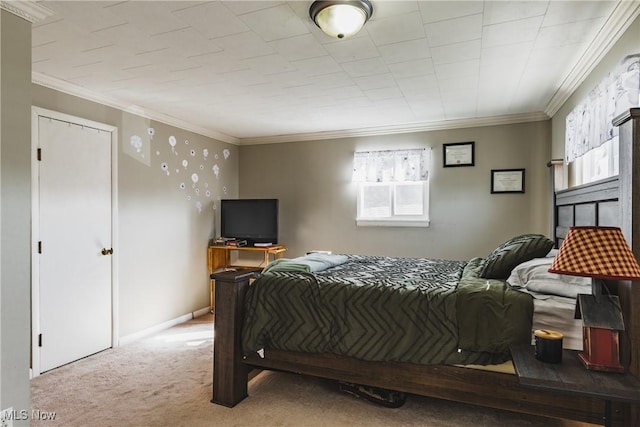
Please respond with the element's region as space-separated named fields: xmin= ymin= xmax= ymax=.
xmin=480 ymin=234 xmax=554 ymax=279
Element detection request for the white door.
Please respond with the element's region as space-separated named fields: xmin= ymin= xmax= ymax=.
xmin=36 ymin=113 xmax=114 ymax=373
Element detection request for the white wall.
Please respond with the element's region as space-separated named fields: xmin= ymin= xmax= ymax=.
xmin=32 ymin=85 xmax=239 ymax=338
xmin=0 ymin=9 xmax=32 ymax=422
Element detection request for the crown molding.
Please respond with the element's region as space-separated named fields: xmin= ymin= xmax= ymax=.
xmin=32 ymin=72 xmax=240 ymax=145
xmin=0 ymin=0 xmax=54 ymax=23
xmin=238 ymin=111 xmax=550 ymax=145
xmin=544 ymin=0 xmax=640 ymax=117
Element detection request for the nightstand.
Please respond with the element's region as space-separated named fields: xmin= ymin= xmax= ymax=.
xmin=510 ymin=344 xmax=640 ymax=427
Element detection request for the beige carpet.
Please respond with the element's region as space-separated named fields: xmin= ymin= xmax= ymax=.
xmin=31 ymin=314 xmax=594 ymax=427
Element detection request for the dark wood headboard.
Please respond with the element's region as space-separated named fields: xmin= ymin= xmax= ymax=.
xmin=553 ymin=176 xmax=620 ymax=246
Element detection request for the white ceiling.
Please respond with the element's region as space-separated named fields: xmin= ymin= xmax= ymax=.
xmin=23 ymin=1 xmax=640 ymax=144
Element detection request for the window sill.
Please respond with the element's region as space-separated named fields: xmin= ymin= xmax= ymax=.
xmin=356 ymin=218 xmax=430 ymax=227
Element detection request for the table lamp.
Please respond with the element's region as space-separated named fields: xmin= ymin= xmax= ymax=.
xmin=549 ymin=226 xmax=640 ymax=372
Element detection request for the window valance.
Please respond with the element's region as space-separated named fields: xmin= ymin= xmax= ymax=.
xmin=352 ymin=148 xmax=430 ymax=182
xmin=565 ymin=54 xmax=639 ymax=164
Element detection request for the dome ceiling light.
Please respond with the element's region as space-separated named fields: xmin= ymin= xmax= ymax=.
xmin=309 ymin=0 xmax=373 ymax=39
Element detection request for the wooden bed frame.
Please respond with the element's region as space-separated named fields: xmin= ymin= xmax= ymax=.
xmin=211 ymin=108 xmax=640 ymax=426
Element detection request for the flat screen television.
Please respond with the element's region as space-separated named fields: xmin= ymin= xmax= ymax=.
xmin=220 ymin=199 xmax=278 ymax=245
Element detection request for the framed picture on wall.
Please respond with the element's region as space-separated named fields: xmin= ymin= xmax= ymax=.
xmin=491 ymin=169 xmax=525 ymax=193
xmin=443 ymin=141 xmax=474 ymax=167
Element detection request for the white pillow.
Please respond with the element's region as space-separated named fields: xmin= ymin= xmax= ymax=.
xmin=507 ymin=257 xmax=591 ymax=299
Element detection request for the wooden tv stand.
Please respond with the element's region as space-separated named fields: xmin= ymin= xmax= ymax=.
xmin=208 ymin=244 xmax=287 ymax=271
xmin=207 ymin=244 xmax=287 ymax=311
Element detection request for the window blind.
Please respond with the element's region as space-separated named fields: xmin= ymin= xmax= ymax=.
xmin=352 ymin=148 xmax=430 ymax=183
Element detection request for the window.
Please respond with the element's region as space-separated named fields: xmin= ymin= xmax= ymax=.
xmin=580 ymin=137 xmax=619 ymax=184
xmin=564 ymin=54 xmax=636 ymax=186
xmin=353 ymin=148 xmax=430 ymax=227
xmin=570 ymin=137 xmax=619 ymax=186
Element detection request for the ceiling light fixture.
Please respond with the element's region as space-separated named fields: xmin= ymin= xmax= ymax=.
xmin=309 ymin=0 xmax=373 ymax=40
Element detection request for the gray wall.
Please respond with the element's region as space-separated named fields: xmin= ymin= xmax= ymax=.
xmin=551 ymin=15 xmax=640 ymax=174
xmin=1 ymin=9 xmax=32 ymax=420
xmin=32 ymin=85 xmax=239 ymax=337
xmin=239 ymin=120 xmax=551 ymax=261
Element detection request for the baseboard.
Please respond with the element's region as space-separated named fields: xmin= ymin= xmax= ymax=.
xmin=119 ymin=306 xmax=209 ymax=345
xmin=193 ymin=306 xmax=211 ymax=318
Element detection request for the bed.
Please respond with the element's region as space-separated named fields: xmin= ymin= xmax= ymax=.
xmin=211 ymin=108 xmax=640 ymax=425
xmin=244 ymin=252 xmax=537 ymax=367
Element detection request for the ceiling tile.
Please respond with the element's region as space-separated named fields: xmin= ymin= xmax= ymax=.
xmin=371 ymin=1 xmax=420 ymax=19
xmin=269 ymin=34 xmax=327 ymax=62
xmin=212 ymin=32 xmax=275 ymax=60
xmin=389 ymin=58 xmax=435 ymax=80
xmin=90 ymin=22 xmax=160 ymax=55
xmin=366 ymin=86 xmax=405 ymax=101
xmin=323 ymin=84 xmax=366 ymax=101
xmin=435 ymin=59 xmax=480 ymax=80
xmin=366 ymin=11 xmax=426 ymax=46
xmin=542 ymin=1 xmax=615 ymax=27
xmin=482 ymin=15 xmax=544 ymax=48
xmin=291 ymin=56 xmax=342 ymax=77
xmin=377 ymin=38 xmax=431 ymax=64
xmin=341 ymin=57 xmax=390 ymax=78
xmin=442 ymin=97 xmax=478 ymax=119
xmin=242 ymin=54 xmax=298 ymax=75
xmin=322 ymin=36 xmax=380 ymax=63
xmin=187 ymin=50 xmax=248 ymax=74
xmin=396 ymin=74 xmax=440 ymax=98
xmin=172 ymin=2 xmax=249 ymax=39
xmin=407 ymin=100 xmax=445 ymax=121
xmin=439 ymin=75 xmax=479 ymax=94
xmin=481 ymin=41 xmax=534 ymax=65
xmin=239 ymin=4 xmax=309 ymax=42
xmin=150 ymin=27 xmax=221 ymax=58
xmin=482 ymin=1 xmax=548 ymax=25
xmin=223 ymin=68 xmax=271 ymax=87
xmin=32 ymin=2 xmax=125 ymax=33
xmin=425 ymin=14 xmax=482 ymax=47
xmin=306 ymin=72 xmax=356 ymax=90
xmin=355 ymin=73 xmax=397 ymax=91
xmin=431 ymin=39 xmax=481 ymax=65
xmin=418 ymin=1 xmax=484 ymax=24
xmin=535 ymin=18 xmax=605 ymax=49
xmin=103 ymin=1 xmax=187 ymax=35
xmin=224 ymin=1 xmax=285 ymax=14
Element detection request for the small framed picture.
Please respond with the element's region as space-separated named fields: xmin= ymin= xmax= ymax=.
xmin=443 ymin=141 xmax=474 ymax=167
xmin=491 ymin=169 xmax=525 ymax=193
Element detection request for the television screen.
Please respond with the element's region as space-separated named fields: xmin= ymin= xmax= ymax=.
xmin=220 ymin=199 xmax=278 ymax=245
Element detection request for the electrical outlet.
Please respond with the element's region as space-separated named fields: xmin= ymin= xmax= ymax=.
xmin=0 ymin=407 xmax=13 ymax=427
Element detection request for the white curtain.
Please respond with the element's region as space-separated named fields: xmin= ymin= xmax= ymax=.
xmin=352 ymin=148 xmax=430 ymax=182
xmin=565 ymin=54 xmax=639 ymax=164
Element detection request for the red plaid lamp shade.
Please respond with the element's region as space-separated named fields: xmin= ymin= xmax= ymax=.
xmin=549 ymin=226 xmax=640 ymax=280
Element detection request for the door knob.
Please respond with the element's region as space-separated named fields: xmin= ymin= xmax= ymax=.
xmin=101 ymin=248 xmax=113 ymax=255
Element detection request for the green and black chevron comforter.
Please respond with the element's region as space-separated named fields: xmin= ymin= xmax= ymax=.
xmin=242 ymin=255 xmax=533 ymax=366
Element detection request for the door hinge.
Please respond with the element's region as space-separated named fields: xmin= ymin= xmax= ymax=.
xmin=37 ymin=148 xmax=42 ymax=161
xmin=38 ymin=334 xmax=43 ymax=347
xmin=38 ymin=241 xmax=42 ymax=254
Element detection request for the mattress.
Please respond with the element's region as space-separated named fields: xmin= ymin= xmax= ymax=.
xmin=506 ymin=255 xmax=589 ymax=351
xmin=531 ymin=295 xmax=583 ymax=350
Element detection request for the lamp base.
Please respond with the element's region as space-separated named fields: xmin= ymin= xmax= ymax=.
xmin=578 ymin=351 xmax=624 ymax=373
